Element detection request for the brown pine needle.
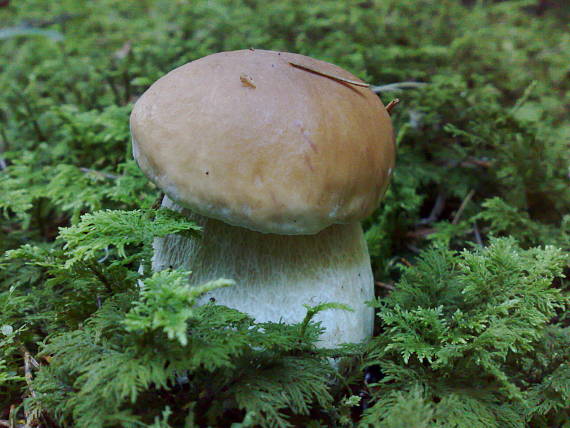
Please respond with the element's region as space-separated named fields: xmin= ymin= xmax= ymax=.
xmin=375 ymin=281 xmax=395 ymax=291
xmin=386 ymin=98 xmax=400 ymax=114
xmin=288 ymin=61 xmax=370 ymax=87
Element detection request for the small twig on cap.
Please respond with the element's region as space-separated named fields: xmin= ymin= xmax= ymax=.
xmin=240 ymin=74 xmax=256 ymax=89
xmin=386 ymin=98 xmax=400 ymax=114
xmin=452 ymin=189 xmax=475 ymax=225
xmin=288 ymin=61 xmax=370 ymax=87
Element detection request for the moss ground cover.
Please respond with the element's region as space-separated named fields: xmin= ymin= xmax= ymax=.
xmin=0 ymin=1 xmax=568 ymax=426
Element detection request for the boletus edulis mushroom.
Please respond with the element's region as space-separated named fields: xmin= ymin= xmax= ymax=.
xmin=130 ymin=49 xmax=396 ymax=348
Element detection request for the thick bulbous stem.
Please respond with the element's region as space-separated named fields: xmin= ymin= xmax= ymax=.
xmin=152 ymin=196 xmax=374 ymax=348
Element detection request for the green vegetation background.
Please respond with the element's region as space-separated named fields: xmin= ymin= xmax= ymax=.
xmin=0 ymin=0 xmax=568 ymax=426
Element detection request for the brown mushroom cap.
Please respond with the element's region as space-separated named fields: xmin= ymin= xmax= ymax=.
xmin=130 ymin=49 xmax=395 ymax=234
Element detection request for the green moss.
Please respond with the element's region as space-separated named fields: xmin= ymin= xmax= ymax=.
xmin=1 ymin=0 xmax=568 ymax=426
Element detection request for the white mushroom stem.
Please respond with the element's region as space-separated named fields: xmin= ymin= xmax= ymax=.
xmin=152 ymin=196 xmax=375 ymax=348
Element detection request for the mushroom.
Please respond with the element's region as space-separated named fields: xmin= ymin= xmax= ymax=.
xmin=130 ymin=50 xmax=395 ymax=348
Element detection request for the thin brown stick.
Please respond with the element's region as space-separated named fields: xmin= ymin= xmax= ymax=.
xmin=406 ymin=243 xmax=421 ymax=254
xmin=375 ymin=281 xmax=395 ymax=291
xmin=406 ymin=227 xmax=436 ymax=239
xmin=9 ymin=405 xmax=16 ymax=428
xmin=21 ymin=347 xmax=36 ymax=389
xmin=435 ymin=158 xmax=491 ymax=169
xmin=20 ymin=346 xmax=41 ymax=427
xmin=288 ymin=61 xmax=370 ymax=87
xmin=418 ymin=192 xmax=446 ymax=225
xmin=452 ymin=189 xmax=475 ymax=225
xmin=385 ymin=98 xmax=400 ymax=114
xmin=461 ymin=158 xmax=491 ymax=169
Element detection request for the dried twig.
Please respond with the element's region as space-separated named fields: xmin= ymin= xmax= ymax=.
xmin=385 ymin=98 xmax=400 ymax=114
xmin=461 ymin=158 xmax=491 ymax=169
xmin=375 ymin=281 xmax=395 ymax=291
xmin=436 ymin=157 xmax=492 ymax=169
xmin=406 ymin=227 xmax=436 ymax=239
xmin=9 ymin=405 xmax=17 ymax=428
xmin=452 ymin=189 xmax=475 ymax=225
xmin=21 ymin=347 xmax=39 ymax=386
xmin=24 ymin=350 xmax=40 ymax=371
xmin=20 ymin=346 xmax=41 ymax=427
xmin=406 ymin=243 xmax=421 ymax=254
xmin=372 ymin=81 xmax=428 ymax=93
xmin=288 ymin=61 xmax=370 ymax=87
xmin=1 ymin=409 xmax=25 ymax=428
xmin=418 ymin=192 xmax=446 ymax=225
